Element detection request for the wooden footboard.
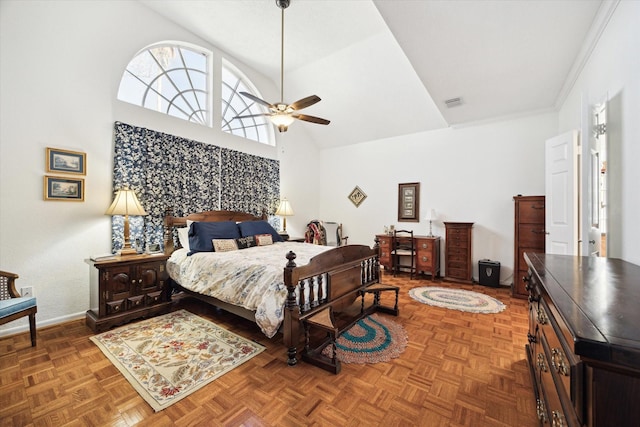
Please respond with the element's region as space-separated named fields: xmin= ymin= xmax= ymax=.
xmin=282 ymin=244 xmax=381 ymax=369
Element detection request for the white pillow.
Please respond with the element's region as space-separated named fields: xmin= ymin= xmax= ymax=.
xmin=178 ymin=222 xmax=192 ymax=251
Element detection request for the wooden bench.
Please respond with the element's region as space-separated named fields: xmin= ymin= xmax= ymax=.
xmin=301 ymin=280 xmax=399 ymax=374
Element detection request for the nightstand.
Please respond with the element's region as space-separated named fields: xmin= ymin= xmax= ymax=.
xmin=85 ymin=253 xmax=172 ymax=332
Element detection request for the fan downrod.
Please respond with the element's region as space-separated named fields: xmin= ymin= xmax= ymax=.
xmin=276 ymin=0 xmax=290 ymax=10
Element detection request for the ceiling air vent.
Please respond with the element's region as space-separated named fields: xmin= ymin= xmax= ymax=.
xmin=445 ymin=97 xmax=463 ymax=108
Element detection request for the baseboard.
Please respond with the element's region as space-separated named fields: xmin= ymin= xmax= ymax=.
xmin=0 ymin=311 xmax=86 ymax=338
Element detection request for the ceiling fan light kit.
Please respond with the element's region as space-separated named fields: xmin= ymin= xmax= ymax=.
xmin=233 ymin=0 xmax=330 ymax=132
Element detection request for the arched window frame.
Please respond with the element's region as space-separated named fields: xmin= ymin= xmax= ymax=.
xmin=117 ymin=41 xmax=275 ymax=146
xmin=221 ymin=59 xmax=275 ymax=146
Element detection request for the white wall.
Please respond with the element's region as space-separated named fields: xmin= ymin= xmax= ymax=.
xmin=0 ymin=0 xmax=320 ymax=333
xmin=316 ymin=112 xmax=557 ymax=284
xmin=558 ymin=0 xmax=640 ymax=264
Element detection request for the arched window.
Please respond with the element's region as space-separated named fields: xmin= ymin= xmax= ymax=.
xmin=221 ymin=61 xmax=273 ymax=145
xmin=118 ymin=43 xmax=209 ymax=125
xmin=118 ymin=42 xmax=274 ymax=145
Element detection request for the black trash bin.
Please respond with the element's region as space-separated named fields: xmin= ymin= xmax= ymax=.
xmin=478 ymin=259 xmax=500 ymax=287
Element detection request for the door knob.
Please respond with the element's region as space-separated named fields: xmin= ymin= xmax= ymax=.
xmin=589 ymin=240 xmax=596 ymax=244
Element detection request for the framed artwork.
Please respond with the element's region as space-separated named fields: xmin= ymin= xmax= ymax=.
xmin=46 ymin=147 xmax=86 ymax=175
xmin=348 ymin=186 xmax=367 ymax=207
xmin=398 ymin=182 xmax=420 ymax=222
xmin=44 ymin=175 xmax=85 ymax=201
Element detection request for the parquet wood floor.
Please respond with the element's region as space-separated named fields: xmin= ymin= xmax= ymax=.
xmin=0 ymin=273 xmax=537 ymax=426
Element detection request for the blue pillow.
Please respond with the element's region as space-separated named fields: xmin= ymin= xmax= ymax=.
xmin=188 ymin=221 xmax=241 ymax=255
xmin=237 ymin=220 xmax=283 ymax=242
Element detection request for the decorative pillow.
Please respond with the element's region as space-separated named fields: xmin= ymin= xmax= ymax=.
xmin=255 ymin=233 xmax=273 ymax=246
xmin=235 ymin=235 xmax=257 ymax=249
xmin=212 ymin=239 xmax=239 ymax=252
xmin=188 ymin=221 xmax=241 ymax=255
xmin=237 ymin=220 xmax=283 ymax=242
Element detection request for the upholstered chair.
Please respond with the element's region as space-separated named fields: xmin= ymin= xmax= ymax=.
xmin=0 ymin=270 xmax=37 ymax=346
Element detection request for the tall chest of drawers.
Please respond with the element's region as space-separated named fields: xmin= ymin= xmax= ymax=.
xmin=513 ymin=195 xmax=545 ymax=298
xmin=444 ymin=222 xmax=473 ymax=282
xmin=524 ymin=253 xmax=640 ymax=427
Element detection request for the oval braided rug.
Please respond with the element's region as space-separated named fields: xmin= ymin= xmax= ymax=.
xmin=322 ymin=313 xmax=408 ymax=364
xmin=409 ymin=287 xmax=506 ymax=314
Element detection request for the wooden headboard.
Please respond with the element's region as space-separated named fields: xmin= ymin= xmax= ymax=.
xmin=163 ymin=207 xmax=267 ymax=254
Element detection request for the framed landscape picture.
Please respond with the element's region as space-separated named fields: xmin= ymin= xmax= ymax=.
xmin=46 ymin=147 xmax=86 ymax=175
xmin=398 ymin=182 xmax=420 ymax=222
xmin=44 ymin=176 xmax=85 ymax=201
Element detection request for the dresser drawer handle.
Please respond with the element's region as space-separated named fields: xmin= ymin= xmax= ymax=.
xmin=536 ymin=353 xmax=548 ymax=372
xmin=536 ymin=307 xmax=548 ymax=325
xmin=536 ymin=399 xmax=547 ymax=422
xmin=421 ymin=243 xmax=428 ymax=249
xmin=551 ymin=410 xmax=565 ymax=427
xmin=421 ymin=256 xmax=429 ymax=262
xmin=551 ymin=348 xmax=569 ymax=376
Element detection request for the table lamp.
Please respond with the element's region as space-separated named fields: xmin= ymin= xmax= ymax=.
xmin=106 ymin=187 xmax=147 ymax=255
xmin=425 ymin=209 xmax=437 ymax=237
xmin=275 ymin=198 xmax=294 ymax=238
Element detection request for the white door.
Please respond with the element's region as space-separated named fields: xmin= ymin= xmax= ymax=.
xmin=545 ymin=130 xmax=580 ymax=255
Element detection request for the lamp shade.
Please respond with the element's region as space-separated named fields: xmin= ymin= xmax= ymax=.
xmin=424 ymin=209 xmax=436 ymax=221
xmin=275 ymin=198 xmax=294 ymax=216
xmin=105 ymin=188 xmax=148 ymax=216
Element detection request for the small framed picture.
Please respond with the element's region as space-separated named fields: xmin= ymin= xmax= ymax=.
xmin=46 ymin=147 xmax=86 ymax=175
xmin=398 ymin=182 xmax=420 ymax=222
xmin=348 ymin=186 xmax=367 ymax=207
xmin=44 ymin=175 xmax=85 ymax=201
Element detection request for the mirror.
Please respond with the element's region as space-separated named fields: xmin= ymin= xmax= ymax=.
xmin=588 ymin=101 xmax=607 ymax=257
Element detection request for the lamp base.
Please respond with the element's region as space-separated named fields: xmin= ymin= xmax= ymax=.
xmin=119 ymin=246 xmax=138 ymax=256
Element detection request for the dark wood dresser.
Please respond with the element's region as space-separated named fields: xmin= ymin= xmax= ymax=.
xmin=444 ymin=222 xmax=473 ymax=282
xmin=524 ymin=253 xmax=640 ymax=427
xmin=513 ymin=195 xmax=545 ymax=298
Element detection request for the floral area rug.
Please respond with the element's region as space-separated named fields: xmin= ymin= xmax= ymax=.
xmin=409 ymin=286 xmax=506 ymax=314
xmin=322 ymin=313 xmax=408 ymax=364
xmin=90 ymin=310 xmax=265 ymax=411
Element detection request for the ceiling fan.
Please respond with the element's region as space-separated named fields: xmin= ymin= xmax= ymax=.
xmin=234 ymin=0 xmax=330 ymax=133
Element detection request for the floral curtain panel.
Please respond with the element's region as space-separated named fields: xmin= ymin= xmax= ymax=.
xmin=111 ymin=122 xmax=279 ymax=253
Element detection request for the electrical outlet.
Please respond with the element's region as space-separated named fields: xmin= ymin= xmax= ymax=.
xmin=21 ymin=287 xmax=33 ymax=298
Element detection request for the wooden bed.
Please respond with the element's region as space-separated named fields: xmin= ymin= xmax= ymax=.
xmin=163 ymin=208 xmax=398 ymax=373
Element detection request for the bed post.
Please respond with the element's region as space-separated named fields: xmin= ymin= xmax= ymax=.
xmin=283 ymin=251 xmax=300 ymax=366
xmin=163 ymin=207 xmax=175 ymax=255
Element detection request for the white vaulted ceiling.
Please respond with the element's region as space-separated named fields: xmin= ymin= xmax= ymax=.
xmin=139 ymin=0 xmax=609 ymax=148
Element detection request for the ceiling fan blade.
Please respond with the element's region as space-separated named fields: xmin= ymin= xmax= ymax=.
xmin=289 ymin=95 xmax=321 ymax=111
xmin=233 ymin=113 xmax=271 ymax=120
xmin=239 ymin=91 xmax=273 ymax=108
xmin=293 ymin=114 xmax=330 ymax=125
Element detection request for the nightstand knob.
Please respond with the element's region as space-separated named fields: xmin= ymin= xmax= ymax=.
xmin=422 ymin=256 xmax=428 ymax=262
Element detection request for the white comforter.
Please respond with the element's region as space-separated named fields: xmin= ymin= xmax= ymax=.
xmin=166 ymin=242 xmax=332 ymax=338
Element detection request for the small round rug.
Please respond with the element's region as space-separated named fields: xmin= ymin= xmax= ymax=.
xmin=322 ymin=313 xmax=407 ymax=364
xmin=409 ymin=287 xmax=506 ymax=314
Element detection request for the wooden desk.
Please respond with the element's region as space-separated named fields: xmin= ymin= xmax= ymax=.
xmin=376 ymin=234 xmax=441 ymax=280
